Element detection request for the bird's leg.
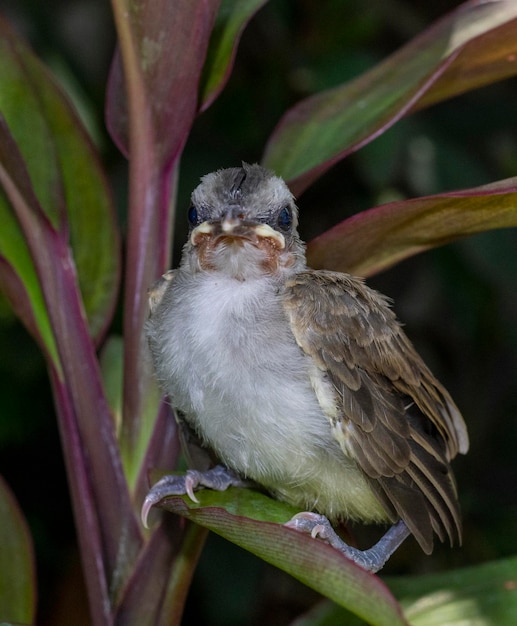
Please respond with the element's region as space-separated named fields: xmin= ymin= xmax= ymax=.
xmin=285 ymin=513 xmax=410 ymax=573
xmin=141 ymin=465 xmax=251 ymax=527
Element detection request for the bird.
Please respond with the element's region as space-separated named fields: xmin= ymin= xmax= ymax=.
xmin=142 ymin=162 xmax=469 ymax=572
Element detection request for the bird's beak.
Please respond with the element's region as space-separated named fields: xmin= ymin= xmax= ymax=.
xmin=190 ymin=214 xmax=286 ymax=251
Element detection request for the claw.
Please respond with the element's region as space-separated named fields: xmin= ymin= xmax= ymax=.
xmin=184 ymin=473 xmax=201 ymax=503
xmin=141 ymin=465 xmax=252 ymax=529
xmin=310 ymin=524 xmax=326 ymax=539
xmin=141 ymin=494 xmax=156 ymax=529
xmin=285 ymin=512 xmax=335 ymax=542
xmin=285 ymin=512 xmax=411 ymax=573
xmin=140 ymin=472 xmax=200 ymax=528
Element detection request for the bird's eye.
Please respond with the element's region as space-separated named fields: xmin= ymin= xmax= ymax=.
xmin=188 ymin=205 xmax=199 ymax=226
xmin=277 ymin=206 xmax=292 ymax=231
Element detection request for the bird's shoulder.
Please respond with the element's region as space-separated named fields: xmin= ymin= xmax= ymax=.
xmin=282 ymin=269 xmax=420 ymax=396
xmin=281 ymin=269 xmax=468 ymax=459
xmin=148 ymin=270 xmax=176 ymax=315
xmin=282 ymin=269 xmax=399 ymax=358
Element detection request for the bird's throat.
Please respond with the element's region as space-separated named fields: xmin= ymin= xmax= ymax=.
xmin=195 ymin=235 xmax=292 ymax=280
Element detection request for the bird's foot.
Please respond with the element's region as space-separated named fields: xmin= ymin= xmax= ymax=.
xmin=285 ymin=512 xmax=410 ymax=573
xmin=141 ymin=465 xmax=250 ymax=528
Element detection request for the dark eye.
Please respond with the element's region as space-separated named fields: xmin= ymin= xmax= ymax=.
xmin=277 ymin=206 xmax=292 ymax=231
xmin=188 ymin=205 xmax=199 ymax=226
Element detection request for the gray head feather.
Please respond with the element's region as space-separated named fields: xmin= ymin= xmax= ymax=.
xmin=191 ymin=163 xmax=299 ymax=229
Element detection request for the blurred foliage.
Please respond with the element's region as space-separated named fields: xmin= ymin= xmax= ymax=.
xmin=0 ymin=0 xmax=516 ymax=624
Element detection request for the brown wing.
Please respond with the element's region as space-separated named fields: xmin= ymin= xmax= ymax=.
xmin=283 ymin=270 xmax=469 ymax=554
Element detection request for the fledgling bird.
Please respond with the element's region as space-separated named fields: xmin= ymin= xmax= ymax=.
xmin=142 ymin=163 xmax=469 ymax=572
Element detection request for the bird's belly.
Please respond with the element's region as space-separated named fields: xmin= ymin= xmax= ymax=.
xmin=185 ymin=367 xmax=387 ymax=523
xmin=179 ymin=335 xmax=333 ymax=487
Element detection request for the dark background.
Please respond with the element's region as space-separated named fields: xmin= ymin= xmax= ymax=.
xmin=0 ymin=1 xmax=516 ymax=624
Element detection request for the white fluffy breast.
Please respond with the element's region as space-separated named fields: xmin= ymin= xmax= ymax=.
xmin=149 ymin=273 xmax=330 ymax=476
xmin=147 ymin=270 xmax=387 ymax=522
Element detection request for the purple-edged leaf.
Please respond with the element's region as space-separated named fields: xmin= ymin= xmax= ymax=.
xmin=105 ymin=49 xmax=128 ymax=157
xmin=0 ymin=19 xmax=141 ymax=617
xmin=0 ymin=16 xmax=120 ymax=342
xmin=306 ymin=178 xmax=517 ymax=277
xmin=115 ymin=519 xmax=207 ymax=626
xmin=262 ymin=0 xmax=517 ymax=195
xmin=198 ymin=0 xmax=269 ymax=112
xmin=157 ymin=490 xmax=408 ymax=626
xmin=1 ymin=146 xmax=142 ymax=616
xmin=413 ymin=7 xmax=517 ymax=112
xmin=46 ymin=308 xmax=142 ymax=618
xmin=0 ymin=476 xmax=36 ymax=624
xmin=107 ymin=0 xmax=220 ymax=165
xmin=0 ymin=119 xmax=59 ymax=366
xmin=0 ymin=132 xmax=135 ymax=618
xmin=108 ymin=0 xmax=219 ymax=487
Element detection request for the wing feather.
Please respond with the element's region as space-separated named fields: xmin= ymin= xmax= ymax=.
xmin=283 ymin=270 xmax=469 ymax=551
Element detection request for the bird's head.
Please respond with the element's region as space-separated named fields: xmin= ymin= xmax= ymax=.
xmin=182 ymin=163 xmax=306 ymax=280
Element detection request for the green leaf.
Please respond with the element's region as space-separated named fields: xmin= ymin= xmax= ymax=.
xmin=290 ymin=600 xmax=373 ymax=626
xmin=0 ymin=15 xmax=120 ymax=342
xmin=388 ymin=556 xmax=517 ymax=625
xmin=199 ymin=0 xmax=269 ymax=112
xmin=284 ymin=557 xmax=517 ymax=625
xmin=99 ymin=335 xmax=124 ymax=436
xmin=0 ymin=140 xmax=59 ymax=366
xmin=0 ymin=107 xmax=142 ymax=618
xmin=306 ymin=178 xmax=517 ymax=277
xmin=157 ymin=489 xmax=408 ymax=626
xmin=0 ymin=476 xmax=36 ymax=624
xmin=262 ymin=0 xmax=517 ymax=194
xmin=0 ymin=19 xmax=141 ymax=617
